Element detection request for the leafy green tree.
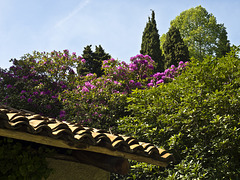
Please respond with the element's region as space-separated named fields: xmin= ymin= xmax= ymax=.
xmin=77 ymin=45 xmax=111 ymax=77
xmin=140 ymin=10 xmax=164 ymax=72
xmin=163 ymin=26 xmax=189 ymax=68
xmin=170 ymin=5 xmax=230 ymax=60
xmin=118 ymin=47 xmax=240 ymax=179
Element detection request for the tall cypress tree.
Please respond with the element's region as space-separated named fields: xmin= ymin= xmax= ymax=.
xmin=163 ymin=26 xmax=190 ymax=68
xmin=140 ymin=10 xmax=164 ymax=72
xmin=215 ymin=26 xmax=231 ymax=58
xmin=77 ymin=45 xmax=111 ymax=77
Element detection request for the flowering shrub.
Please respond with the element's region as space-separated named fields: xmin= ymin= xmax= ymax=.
xmin=0 ymin=50 xmax=81 ymax=118
xmin=60 ymin=54 xmax=188 ymax=129
xmin=0 ymin=50 xmax=188 ymax=129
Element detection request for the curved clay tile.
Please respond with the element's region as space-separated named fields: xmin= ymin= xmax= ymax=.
xmin=0 ymin=105 xmax=174 ymax=168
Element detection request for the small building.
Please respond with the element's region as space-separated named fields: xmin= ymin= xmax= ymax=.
xmin=0 ymin=105 xmax=174 ymax=179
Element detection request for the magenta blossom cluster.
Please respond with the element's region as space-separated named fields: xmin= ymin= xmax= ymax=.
xmin=1 ymin=50 xmax=188 ymax=128
xmin=60 ymin=53 xmax=188 ymax=127
xmin=148 ymin=61 xmax=188 ymax=87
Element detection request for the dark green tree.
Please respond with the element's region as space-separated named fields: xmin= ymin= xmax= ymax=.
xmin=215 ymin=26 xmax=231 ymax=58
xmin=163 ymin=26 xmax=189 ymax=68
xmin=77 ymin=45 xmax=111 ymax=77
xmin=140 ymin=10 xmax=164 ymax=72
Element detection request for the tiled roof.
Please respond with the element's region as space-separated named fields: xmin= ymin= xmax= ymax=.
xmin=0 ymin=105 xmax=174 ymax=167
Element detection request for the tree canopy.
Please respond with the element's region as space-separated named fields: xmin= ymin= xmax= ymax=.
xmin=163 ymin=26 xmax=189 ymax=68
xmin=77 ymin=45 xmax=111 ymax=77
xmin=169 ymin=5 xmax=230 ymax=60
xmin=140 ymin=10 xmax=164 ymax=72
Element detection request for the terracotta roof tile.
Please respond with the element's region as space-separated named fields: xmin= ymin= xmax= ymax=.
xmin=0 ymin=105 xmax=174 ymax=167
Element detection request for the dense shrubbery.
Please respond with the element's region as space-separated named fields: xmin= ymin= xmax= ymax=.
xmin=0 ymin=51 xmax=186 ymax=130
xmin=118 ymin=47 xmax=240 ymax=179
xmin=60 ymin=54 xmax=187 ymax=129
xmin=2 ymin=47 xmax=239 ymax=179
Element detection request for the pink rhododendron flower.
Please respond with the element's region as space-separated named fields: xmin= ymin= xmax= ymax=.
xmin=81 ymin=86 xmax=89 ymax=93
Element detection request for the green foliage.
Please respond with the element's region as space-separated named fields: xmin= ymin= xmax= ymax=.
xmin=163 ymin=26 xmax=189 ymax=68
xmin=170 ymin=5 xmax=231 ymax=60
xmin=77 ymin=45 xmax=111 ymax=77
xmin=0 ymin=137 xmax=53 ymax=180
xmin=140 ymin=10 xmax=164 ymax=72
xmin=118 ymin=47 xmax=240 ymax=179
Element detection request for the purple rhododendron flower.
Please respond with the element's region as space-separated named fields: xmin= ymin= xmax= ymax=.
xmin=27 ymin=98 xmax=33 ymax=103
xmin=81 ymin=59 xmax=86 ymax=63
xmin=103 ymin=60 xmax=108 ymax=64
xmin=86 ymin=73 xmax=94 ymax=76
xmin=114 ymin=81 xmax=119 ymax=85
xmin=142 ymin=74 xmax=147 ymax=79
xmin=147 ymin=83 xmax=154 ymax=87
xmin=59 ymin=110 xmax=66 ymax=118
xmin=140 ymin=60 xmax=148 ymax=65
xmin=171 ymin=65 xmax=175 ymax=69
xmin=64 ymin=49 xmax=69 ymax=54
xmin=147 ymin=65 xmax=154 ymax=70
xmin=21 ymin=90 xmax=26 ymax=94
xmin=129 ymin=80 xmax=135 ymax=84
xmin=62 ymin=85 xmax=67 ymax=89
xmin=156 ymin=79 xmax=164 ymax=84
xmin=33 ymin=92 xmax=39 ymax=96
xmin=133 ymin=60 xmax=139 ymax=64
xmin=82 ymin=86 xmax=89 ymax=93
xmin=144 ymin=55 xmax=151 ymax=60
xmin=90 ymin=85 xmax=96 ymax=89
xmin=135 ymin=82 xmax=142 ymax=87
xmin=85 ymin=81 xmax=91 ymax=87
xmin=179 ymin=61 xmax=184 ymax=65
xmin=129 ymin=63 xmax=138 ymax=71
xmin=117 ymin=66 xmax=123 ymax=70
xmin=7 ymin=84 xmax=12 ymax=88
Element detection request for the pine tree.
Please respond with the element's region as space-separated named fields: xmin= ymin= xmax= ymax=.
xmin=163 ymin=26 xmax=189 ymax=68
xmin=140 ymin=10 xmax=164 ymax=72
xmin=215 ymin=26 xmax=231 ymax=58
xmin=77 ymin=45 xmax=111 ymax=77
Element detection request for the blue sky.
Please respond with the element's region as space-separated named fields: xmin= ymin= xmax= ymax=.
xmin=0 ymin=0 xmax=240 ymax=69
